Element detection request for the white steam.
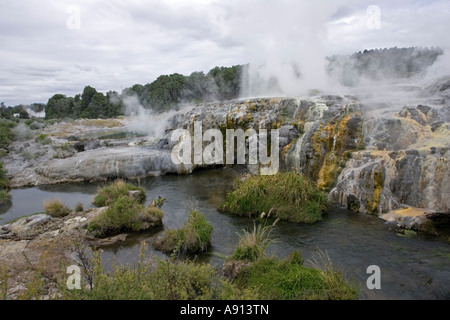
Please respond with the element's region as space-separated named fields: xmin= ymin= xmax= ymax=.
xmin=121 ymin=95 xmax=192 ymax=140
xmin=425 ymin=48 xmax=450 ymax=81
xmin=228 ymin=0 xmax=340 ymax=98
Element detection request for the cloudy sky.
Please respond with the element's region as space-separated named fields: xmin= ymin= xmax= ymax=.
xmin=1 ymin=0 xmax=449 ymax=105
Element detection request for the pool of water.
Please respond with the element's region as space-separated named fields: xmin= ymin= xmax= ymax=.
xmin=1 ymin=168 xmax=449 ymax=300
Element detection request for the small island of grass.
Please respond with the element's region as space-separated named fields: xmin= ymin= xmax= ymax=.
xmin=219 ymin=171 xmax=328 ymax=224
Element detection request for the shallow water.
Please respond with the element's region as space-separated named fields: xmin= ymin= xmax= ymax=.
xmin=2 ymin=168 xmax=449 ymax=300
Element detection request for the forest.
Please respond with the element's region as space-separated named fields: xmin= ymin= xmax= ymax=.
xmin=0 ymin=47 xmax=443 ymax=120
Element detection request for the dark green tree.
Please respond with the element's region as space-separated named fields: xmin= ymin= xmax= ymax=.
xmin=45 ymin=94 xmax=74 ymax=119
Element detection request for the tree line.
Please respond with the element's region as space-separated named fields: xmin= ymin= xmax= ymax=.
xmin=1 ymin=47 xmax=444 ymax=120
xmin=44 ymin=65 xmax=242 ymax=120
xmin=327 ymin=47 xmax=443 ymax=86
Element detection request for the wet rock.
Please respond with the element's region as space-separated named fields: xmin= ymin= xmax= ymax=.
xmin=279 ymin=125 xmax=299 ymax=148
xmin=73 ymin=142 xmax=85 ymax=152
xmin=89 ymin=233 xmax=128 ymax=249
xmin=417 ymin=105 xmax=431 ymax=114
xmin=157 ymin=138 xmax=169 ymax=149
xmin=85 ymin=140 xmax=101 ymax=150
xmin=380 ymin=207 xmax=450 ymax=235
xmin=332 ymin=148 xmax=450 ymax=215
xmin=398 ymin=107 xmax=427 ymax=125
xmin=371 ymin=118 xmax=418 ymax=150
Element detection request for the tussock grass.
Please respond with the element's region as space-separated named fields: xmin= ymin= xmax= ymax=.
xmin=93 ymin=180 xmax=145 ymax=207
xmin=219 ymin=171 xmax=328 ymax=223
xmin=233 ymin=252 xmax=358 ymax=300
xmin=153 ymin=210 xmax=213 ymax=254
xmin=43 ymin=198 xmax=71 ymax=218
xmin=231 ymin=221 xmax=276 ymax=262
xmin=74 ymin=203 xmax=84 ymax=213
xmin=88 ymin=196 xmax=163 ymax=238
xmin=306 ymin=250 xmax=359 ymax=300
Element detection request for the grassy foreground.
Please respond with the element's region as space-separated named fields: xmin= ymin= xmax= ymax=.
xmin=219 ymin=171 xmax=329 ymax=223
xmin=232 ymin=254 xmax=357 ymax=300
xmin=61 ymin=244 xmax=255 ymax=300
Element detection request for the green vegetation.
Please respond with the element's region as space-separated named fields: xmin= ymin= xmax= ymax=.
xmin=88 ymin=180 xmax=160 ymax=237
xmin=42 ymin=65 xmax=243 ymax=120
xmin=232 ymin=254 xmax=357 ymax=300
xmin=0 ymin=162 xmax=9 ymax=190
xmin=45 ymin=87 xmax=123 ymax=120
xmin=75 ymin=203 xmax=84 ymax=213
xmin=97 ymin=131 xmax=145 ymax=140
xmin=93 ymin=180 xmax=145 ymax=207
xmin=0 ymin=119 xmax=16 ymax=149
xmin=0 ymin=190 xmax=10 ymax=204
xmin=231 ymin=221 xmax=276 ymax=261
xmin=328 ymin=47 xmax=443 ymax=86
xmin=153 ymin=210 xmax=213 ymax=254
xmin=2 ymin=47 xmax=443 ymax=121
xmin=227 ymin=220 xmax=357 ymax=300
xmin=88 ymin=196 xmax=163 ymax=238
xmin=62 ymin=244 xmax=254 ymax=300
xmin=43 ymin=198 xmax=72 ymax=218
xmin=0 ymin=264 xmax=8 ymax=300
xmin=0 ymin=162 xmax=10 ymax=204
xmin=35 ymin=133 xmax=51 ymax=145
xmin=219 ymin=171 xmax=328 ymax=223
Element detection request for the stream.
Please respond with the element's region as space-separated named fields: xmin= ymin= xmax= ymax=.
xmin=1 ymin=167 xmax=449 ymax=300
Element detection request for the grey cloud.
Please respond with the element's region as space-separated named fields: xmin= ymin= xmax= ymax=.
xmin=1 ymin=0 xmax=449 ymax=106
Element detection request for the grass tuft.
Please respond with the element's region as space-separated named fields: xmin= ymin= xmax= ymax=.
xmin=93 ymin=180 xmax=146 ymax=207
xmin=88 ymin=196 xmax=163 ymax=238
xmin=43 ymin=198 xmax=71 ymax=218
xmin=233 ymin=253 xmax=358 ymax=300
xmin=219 ymin=171 xmax=328 ymax=223
xmin=231 ymin=221 xmax=275 ymax=262
xmin=153 ymin=210 xmax=213 ymax=254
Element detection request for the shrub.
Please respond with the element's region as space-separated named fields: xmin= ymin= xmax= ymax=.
xmin=153 ymin=210 xmax=213 ymax=254
xmin=43 ymin=198 xmax=71 ymax=218
xmin=0 ymin=119 xmax=16 ymax=149
xmin=93 ymin=180 xmax=146 ymax=207
xmin=88 ymin=196 xmax=163 ymax=237
xmin=219 ymin=171 xmax=328 ymax=223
